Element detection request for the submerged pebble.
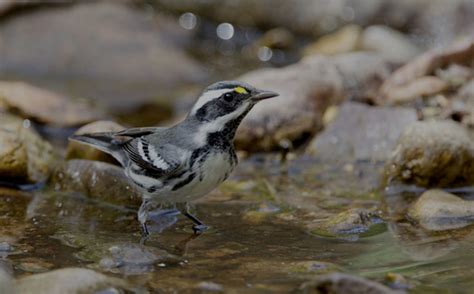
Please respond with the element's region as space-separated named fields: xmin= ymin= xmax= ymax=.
xmin=99 ymin=243 xmax=180 ymax=274
xmin=309 ymin=208 xmax=385 ymax=239
xmin=408 ymin=189 xmax=474 ymax=231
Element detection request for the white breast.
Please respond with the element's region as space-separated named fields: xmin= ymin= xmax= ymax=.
xmin=170 ymin=151 xmax=234 ymax=202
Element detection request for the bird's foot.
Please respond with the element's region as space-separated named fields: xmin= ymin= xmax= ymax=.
xmin=192 ymin=224 xmax=209 ymax=234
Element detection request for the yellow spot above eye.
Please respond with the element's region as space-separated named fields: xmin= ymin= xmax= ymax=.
xmin=234 ymin=86 xmax=248 ymax=94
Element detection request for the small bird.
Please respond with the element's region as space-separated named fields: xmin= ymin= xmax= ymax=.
xmin=70 ymin=81 xmax=278 ymax=236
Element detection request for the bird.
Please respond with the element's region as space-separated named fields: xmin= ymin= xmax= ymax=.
xmin=69 ymin=81 xmax=278 ymax=236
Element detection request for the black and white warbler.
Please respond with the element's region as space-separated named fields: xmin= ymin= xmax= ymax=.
xmin=70 ymin=81 xmax=278 ymax=236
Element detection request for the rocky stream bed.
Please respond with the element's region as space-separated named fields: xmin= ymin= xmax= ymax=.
xmin=0 ymin=1 xmax=474 ymax=293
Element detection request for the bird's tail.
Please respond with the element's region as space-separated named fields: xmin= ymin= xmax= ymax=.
xmin=69 ymin=132 xmax=127 ymax=165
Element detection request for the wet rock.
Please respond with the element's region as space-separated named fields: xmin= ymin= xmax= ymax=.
xmin=308 ymin=102 xmax=418 ymax=162
xmin=0 ymin=114 xmax=55 ymax=183
xmin=360 ymin=25 xmax=421 ymax=64
xmin=51 ymin=159 xmax=141 ymax=207
xmin=0 ymin=2 xmax=204 ymax=112
xmin=15 ymin=268 xmax=129 ymax=294
xmin=386 ymin=120 xmax=474 ymax=187
xmin=66 ymin=120 xmax=125 ymax=164
xmin=236 ymin=53 xmax=391 ymax=151
xmin=379 ymin=37 xmax=474 ymax=104
xmin=408 ymin=189 xmax=474 ymax=231
xmin=0 ymin=81 xmax=102 ymax=127
xmin=309 ymin=208 xmax=385 ymax=239
xmin=299 ymin=273 xmax=398 ymax=294
xmin=382 ymin=188 xmax=474 ymax=261
xmin=303 ymin=25 xmax=362 ymax=56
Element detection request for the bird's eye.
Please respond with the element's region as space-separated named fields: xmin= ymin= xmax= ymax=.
xmin=223 ymin=92 xmax=234 ymax=102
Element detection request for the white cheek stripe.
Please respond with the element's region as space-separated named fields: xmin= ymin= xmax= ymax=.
xmin=190 ymin=89 xmax=231 ymax=115
xmin=194 ymin=104 xmax=249 ymax=146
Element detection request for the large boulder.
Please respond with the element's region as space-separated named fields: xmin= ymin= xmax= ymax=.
xmin=236 ymin=53 xmax=391 ymax=151
xmin=386 ymin=120 xmax=474 ymax=187
xmin=0 ymin=114 xmax=55 ymax=183
xmin=0 ymin=2 xmax=204 ymax=112
xmin=307 ymin=102 xmax=418 ymax=162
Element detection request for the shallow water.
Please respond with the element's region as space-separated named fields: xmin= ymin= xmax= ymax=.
xmin=2 ymin=156 xmax=474 ymax=293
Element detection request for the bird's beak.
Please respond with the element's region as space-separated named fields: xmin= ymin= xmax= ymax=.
xmin=251 ymin=89 xmax=279 ymax=102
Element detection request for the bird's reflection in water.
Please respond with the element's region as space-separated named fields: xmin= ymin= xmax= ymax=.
xmin=140 ymin=208 xmax=203 ymax=257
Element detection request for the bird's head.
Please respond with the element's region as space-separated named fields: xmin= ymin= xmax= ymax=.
xmin=189 ymin=80 xmax=278 ymax=124
xmin=186 ymin=81 xmax=278 ymax=144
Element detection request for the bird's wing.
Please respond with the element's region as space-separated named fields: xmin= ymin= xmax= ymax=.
xmin=123 ymin=136 xmax=184 ymax=177
xmin=70 ymin=127 xmax=183 ymax=175
xmin=115 ymin=127 xmax=159 ymax=138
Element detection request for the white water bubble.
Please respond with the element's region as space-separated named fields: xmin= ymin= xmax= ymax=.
xmin=216 ymin=23 xmax=234 ymax=40
xmin=179 ymin=12 xmax=198 ymax=30
xmin=22 ymin=119 xmax=31 ymax=129
xmin=257 ymin=46 xmax=273 ymax=62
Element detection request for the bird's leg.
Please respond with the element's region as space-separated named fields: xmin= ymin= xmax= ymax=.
xmin=138 ymin=199 xmax=152 ymax=237
xmin=177 ymin=203 xmax=209 ymax=234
